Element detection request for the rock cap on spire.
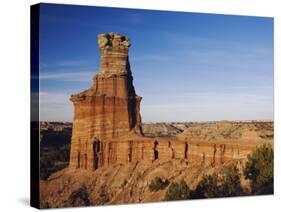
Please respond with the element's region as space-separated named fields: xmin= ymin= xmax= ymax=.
xmin=98 ymin=32 xmax=131 ymax=49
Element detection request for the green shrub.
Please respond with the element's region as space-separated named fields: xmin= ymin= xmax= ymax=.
xmin=40 ymin=144 xmax=70 ymax=180
xmin=98 ymin=186 xmax=110 ymax=204
xmin=193 ymin=165 xmax=243 ymax=198
xmin=243 ymin=144 xmax=273 ymax=194
xmin=164 ymin=180 xmax=191 ymax=201
xmin=40 ymin=128 xmax=71 ymax=180
xmin=68 ymin=187 xmax=91 ymax=207
xmin=220 ymin=165 xmax=243 ymax=197
xmin=192 ymin=174 xmax=220 ymax=198
xmin=149 ymin=177 xmax=169 ymax=192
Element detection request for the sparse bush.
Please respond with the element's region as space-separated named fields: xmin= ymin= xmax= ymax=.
xmin=192 ymin=165 xmax=243 ymax=199
xmin=192 ymin=174 xmax=220 ymax=198
xmin=40 ymin=128 xmax=71 ymax=180
xmin=164 ymin=180 xmax=191 ymax=201
xmin=149 ymin=177 xmax=169 ymax=192
xmin=243 ymin=144 xmax=273 ymax=194
xmin=40 ymin=144 xmax=70 ymax=180
xmin=68 ymin=187 xmax=91 ymax=207
xmin=220 ymin=165 xmax=243 ymax=197
xmin=98 ymin=186 xmax=110 ymax=204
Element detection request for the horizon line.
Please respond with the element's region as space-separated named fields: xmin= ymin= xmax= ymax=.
xmin=38 ymin=119 xmax=274 ymax=123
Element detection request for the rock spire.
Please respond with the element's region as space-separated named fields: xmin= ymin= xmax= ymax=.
xmin=69 ymin=32 xmax=142 ymax=170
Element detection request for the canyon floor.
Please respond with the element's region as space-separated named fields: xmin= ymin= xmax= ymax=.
xmin=39 ymin=121 xmax=273 ymax=208
xmin=40 ymin=159 xmax=247 ymax=208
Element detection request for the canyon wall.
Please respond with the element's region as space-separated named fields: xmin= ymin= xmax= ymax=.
xmin=71 ymin=136 xmax=265 ymax=171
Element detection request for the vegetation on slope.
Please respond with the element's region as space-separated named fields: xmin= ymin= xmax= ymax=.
xmin=243 ymin=144 xmax=273 ymax=194
xmin=164 ymin=180 xmax=191 ymax=201
xmin=161 ymin=145 xmax=273 ymax=201
xmin=177 ymin=121 xmax=273 ymax=141
xmin=192 ymin=164 xmax=243 ymax=198
xmin=40 ymin=127 xmax=71 ymax=180
xmin=149 ymin=177 xmax=170 ymax=192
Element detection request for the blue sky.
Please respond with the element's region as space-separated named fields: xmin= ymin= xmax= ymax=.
xmin=38 ymin=3 xmax=274 ymax=122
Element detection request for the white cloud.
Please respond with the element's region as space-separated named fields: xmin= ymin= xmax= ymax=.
xmin=39 ymin=92 xmax=73 ymax=121
xmin=41 ymin=59 xmax=96 ymax=68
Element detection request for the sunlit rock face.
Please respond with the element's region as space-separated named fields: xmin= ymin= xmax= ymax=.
xmin=69 ymin=33 xmax=142 ymax=171
xmin=68 ymin=33 xmax=270 ymax=172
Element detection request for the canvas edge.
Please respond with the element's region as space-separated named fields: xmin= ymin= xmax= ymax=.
xmin=30 ymin=3 xmax=40 ymax=209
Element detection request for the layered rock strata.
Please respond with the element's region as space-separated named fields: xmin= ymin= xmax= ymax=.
xmin=69 ymin=33 xmax=142 ymax=170
xmin=69 ymin=32 xmax=270 ymax=172
xmin=86 ymin=137 xmax=270 ymax=168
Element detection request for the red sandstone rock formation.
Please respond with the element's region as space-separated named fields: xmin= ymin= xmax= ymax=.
xmin=69 ymin=33 xmax=142 ymax=170
xmin=69 ymin=32 xmax=272 ymax=172
xmin=41 ymin=33 xmax=274 ymax=208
